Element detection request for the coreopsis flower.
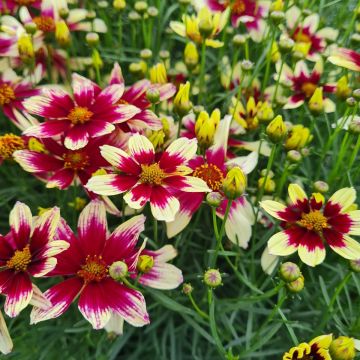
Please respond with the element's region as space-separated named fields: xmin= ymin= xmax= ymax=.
xmin=86 ymin=134 xmax=211 ymax=221
xmin=229 ymin=96 xmax=263 ymax=131
xmin=285 ymin=6 xmax=338 ymax=61
xmin=284 ymin=124 xmax=312 ymax=150
xmin=23 ymin=73 xmax=139 ymax=150
xmin=283 ymin=334 xmax=332 ymax=360
xmin=108 ymin=63 xmax=175 ymax=132
xmin=328 ymin=48 xmax=360 ymax=72
xmin=170 ymin=7 xmax=229 ymax=48
xmin=278 ymin=59 xmax=336 ymax=112
xmin=30 ymin=201 xmax=150 ymax=329
xmin=195 ymin=109 xmax=220 ymax=148
xmin=0 ymin=66 xmax=42 ymax=125
xmin=0 ymin=0 xmax=41 ymax=15
xmin=260 ymin=184 xmax=360 ymax=267
xmin=0 ymin=133 xmax=25 ymax=164
xmin=135 ymin=245 xmax=183 ymax=290
xmin=13 ymin=137 xmax=109 ymax=190
xmin=205 ymin=0 xmax=270 ymax=42
xmin=0 ymin=202 xmax=68 ymax=317
xmin=167 ymin=117 xmax=256 ymax=248
xmin=174 ymin=81 xmax=192 ymax=116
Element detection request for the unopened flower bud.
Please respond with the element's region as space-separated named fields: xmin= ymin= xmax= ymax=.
xmin=193 ymin=105 xmax=204 ymax=114
xmin=349 ymin=259 xmax=360 ymax=272
xmin=150 ymin=63 xmax=167 ymax=84
xmin=270 ymin=11 xmax=285 ymax=24
xmin=279 ymin=262 xmax=301 ymax=282
xmin=86 ymin=32 xmax=99 ymax=47
xmin=113 ymin=0 xmax=126 ymax=10
xmin=308 ymin=87 xmax=324 ymax=114
xmin=257 ymin=101 xmax=274 ymax=122
xmin=24 ymin=22 xmax=37 ymax=35
xmin=270 ymin=0 xmax=284 ymax=11
xmin=148 ymin=130 xmax=165 ymax=150
xmin=195 ymin=109 xmax=220 ymax=148
xmin=286 ymin=274 xmax=304 ymax=293
xmin=240 ymin=60 xmax=254 ymax=73
xmin=266 ymin=115 xmax=287 ymax=143
xmin=349 ymin=120 xmax=360 ymax=134
xmin=279 ymin=37 xmax=294 ymax=53
xmin=59 ymin=8 xmax=69 ymax=19
xmin=329 ymin=336 xmax=356 ymax=360
xmin=346 ymin=97 xmax=357 ymax=107
xmin=137 ymin=255 xmax=154 ymax=273
xmin=86 ymin=10 xmax=96 ymax=20
xmin=352 ymin=88 xmax=360 ymax=100
xmin=109 ymin=261 xmax=128 ymax=280
xmin=182 ymin=283 xmax=193 ymax=295
xmin=140 ymin=48 xmax=152 ymax=60
xmin=313 ymin=181 xmax=329 ymax=193
xmin=223 ymin=167 xmax=247 ymax=200
xmin=134 ymin=1 xmax=148 ymax=14
xmin=146 ymin=88 xmax=160 ymax=103
xmin=129 ymin=10 xmax=141 ymax=21
xmin=351 ymin=33 xmax=360 ymax=44
xmin=336 ymin=76 xmax=352 ymax=100
xmin=174 ymin=82 xmax=192 ymax=116
xmin=159 ymin=50 xmax=170 ymax=59
xmin=260 ymin=169 xmax=274 ymax=178
xmin=17 ymin=34 xmax=34 ymax=63
xmin=148 ymin=6 xmax=158 ymax=17
xmin=206 ymin=192 xmax=223 ymax=207
xmin=55 ymin=20 xmax=70 ymax=47
xmin=99 ymin=1 xmax=109 ymax=8
xmin=129 ymin=62 xmax=146 ymax=77
xmin=232 ymin=34 xmax=247 ymax=46
xmin=258 ymin=177 xmax=275 ymax=193
xmin=287 ymin=150 xmax=302 ymax=162
xmin=203 ymin=269 xmax=222 ymax=288
xmin=184 ymin=42 xmax=199 ymax=70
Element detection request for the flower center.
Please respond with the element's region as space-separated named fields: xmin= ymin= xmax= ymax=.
xmin=6 ymin=245 xmax=31 ymax=272
xmin=139 ymin=163 xmax=165 ymax=185
xmin=117 ymin=99 xmax=129 ymax=105
xmin=294 ymin=28 xmax=312 ymax=44
xmin=298 ymin=210 xmax=328 ymax=232
xmin=193 ymin=163 xmax=224 ymax=191
xmin=16 ymin=0 xmax=36 ymax=4
xmin=63 ymin=151 xmax=90 ymax=170
xmin=301 ymin=82 xmax=317 ymax=98
xmin=0 ymin=84 xmax=16 ymax=106
xmin=0 ymin=133 xmax=25 ymax=160
xmin=33 ymin=16 xmax=56 ymax=33
xmin=231 ymin=0 xmax=246 ymax=15
xmin=77 ymin=255 xmax=108 ymax=283
xmin=67 ymin=106 xmax=93 ymax=125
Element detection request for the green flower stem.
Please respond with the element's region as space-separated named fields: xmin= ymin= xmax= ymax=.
xmin=198 ymin=41 xmax=207 ymax=103
xmin=261 ymin=28 xmax=276 ymax=96
xmin=176 ymin=114 xmax=183 ymax=139
xmin=347 ymin=134 xmax=360 ymax=172
xmin=188 ymin=293 xmax=209 ymax=320
xmin=118 ymin=16 xmax=123 ymax=57
xmin=153 ymin=218 xmax=158 ymax=243
xmin=208 ymin=289 xmax=227 ymax=359
xmin=276 ymin=161 xmax=289 ymax=198
xmin=272 ymin=59 xmax=284 ymax=105
xmin=341 ymin=8 xmax=357 ymax=46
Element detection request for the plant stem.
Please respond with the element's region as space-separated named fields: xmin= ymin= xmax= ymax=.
xmin=198 ymin=41 xmax=207 ymax=104
xmin=188 ymin=293 xmax=209 ymax=320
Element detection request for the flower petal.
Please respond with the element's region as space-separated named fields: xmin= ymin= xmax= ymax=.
xmin=150 ymin=187 xmax=180 ymax=222
xmin=86 ymin=174 xmax=138 ymax=196
xmin=99 ymin=145 xmax=140 ymax=174
xmin=9 ymin=201 xmax=32 ymax=249
xmin=288 ymin=184 xmax=308 ymax=205
xmin=128 ymin=134 xmax=155 ymax=164
xmin=298 ymin=232 xmax=326 ymax=267
xmin=123 ymin=183 xmax=152 ymax=209
xmin=268 ymin=227 xmax=303 ymax=256
xmin=0 ymin=311 xmax=12 ymax=355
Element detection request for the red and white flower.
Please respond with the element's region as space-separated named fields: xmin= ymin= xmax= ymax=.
xmin=260 ymin=184 xmax=360 ymax=267
xmin=86 ymin=134 xmax=211 ymax=221
xmin=23 ymin=73 xmax=139 ymax=150
xmin=30 ymin=201 xmax=150 ymax=329
xmin=206 ymin=0 xmax=270 ymax=42
xmin=278 ymin=59 xmax=336 ymax=112
xmin=0 ymin=0 xmax=41 ymax=15
xmin=136 ymin=245 xmax=183 ymax=290
xmin=167 ymin=117 xmax=256 ymax=248
xmin=328 ymin=47 xmax=360 ymax=72
xmin=0 ymin=202 xmax=68 ymax=317
xmin=286 ymin=6 xmax=338 ymax=61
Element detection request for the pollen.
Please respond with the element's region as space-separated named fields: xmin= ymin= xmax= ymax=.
xmin=7 ymin=245 xmax=31 ymax=272
xmin=301 ymin=82 xmax=317 ymax=98
xmin=298 ymin=210 xmax=328 ymax=232
xmin=15 ymin=0 xmax=36 ymax=4
xmin=117 ymin=99 xmax=129 ymax=105
xmin=193 ymin=163 xmax=224 ymax=191
xmin=231 ymin=0 xmax=246 ymax=15
xmin=33 ymin=16 xmax=56 ymax=33
xmin=68 ymin=106 xmax=93 ymax=125
xmin=77 ymin=255 xmax=108 ymax=283
xmin=0 ymin=133 xmax=25 ymax=160
xmin=63 ymin=151 xmax=90 ymax=170
xmin=139 ymin=163 xmax=166 ymax=185
xmin=0 ymin=84 xmax=16 ymax=106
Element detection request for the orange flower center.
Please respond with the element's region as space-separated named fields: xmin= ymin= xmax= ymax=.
xmin=298 ymin=210 xmax=328 ymax=232
xmin=68 ymin=106 xmax=93 ymax=125
xmin=0 ymin=133 xmax=25 ymax=160
xmin=6 ymin=245 xmax=31 ymax=272
xmin=294 ymin=29 xmax=311 ymax=44
xmin=33 ymin=16 xmax=56 ymax=33
xmin=77 ymin=255 xmax=108 ymax=283
xmin=231 ymin=0 xmax=246 ymax=15
xmin=301 ymin=82 xmax=317 ymax=98
xmin=0 ymin=84 xmax=16 ymax=106
xmin=63 ymin=151 xmax=90 ymax=170
xmin=16 ymin=0 xmax=36 ymax=4
xmin=193 ymin=163 xmax=224 ymax=191
xmin=139 ymin=163 xmax=165 ymax=185
xmin=117 ymin=99 xmax=129 ymax=105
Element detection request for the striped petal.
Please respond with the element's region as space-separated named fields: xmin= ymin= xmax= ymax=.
xmin=261 ymin=246 xmax=279 ymax=275
xmin=13 ymin=150 xmax=63 ymax=173
xmin=9 ymin=201 xmax=32 ymax=249
xmin=324 ymin=230 xmax=360 ymax=260
xmin=64 ymin=127 xmax=89 ymax=150
xmin=326 ymin=187 xmax=356 ymax=215
xmin=72 ymin=73 xmax=100 ymax=107
xmin=160 ymin=138 xmax=198 ymax=169
xmin=150 ymin=187 xmax=180 ymax=222
xmin=260 ymin=200 xmax=288 ymax=221
xmin=29 ymin=284 xmax=52 ymax=309
xmin=288 ymin=184 xmax=308 ymax=205
xmin=128 ymin=134 xmax=155 ymax=164
xmin=123 ymin=183 xmax=152 ymax=210
xmin=104 ymin=313 xmax=124 ymax=335
xmin=298 ymin=232 xmax=326 ymax=267
xmin=0 ymin=311 xmax=12 ymax=355
xmin=86 ymin=174 xmax=138 ymax=196
xmin=268 ymin=228 xmax=302 ymax=256
xmin=99 ymin=145 xmax=140 ymax=174
xmin=164 ymin=176 xmax=211 ymax=193
xmin=4 ymin=273 xmax=33 ymax=317
xmin=28 ymin=257 xmax=57 ymax=277
xmin=30 ymin=278 xmax=83 ymax=324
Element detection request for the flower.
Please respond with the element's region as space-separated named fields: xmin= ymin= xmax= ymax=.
xmin=278 ymin=59 xmax=336 ymax=112
xmin=206 ymin=0 xmax=269 ymax=42
xmin=328 ymin=48 xmax=360 ymax=72
xmin=0 ymin=133 xmax=25 ymax=164
xmin=283 ymin=334 xmax=332 ymax=360
xmin=195 ymin=109 xmax=220 ymax=148
xmin=266 ymin=115 xmax=287 ymax=143
xmin=229 ymin=96 xmax=263 ymax=131
xmin=30 ymin=201 xmax=150 ymax=329
xmin=174 ymin=81 xmax=192 ymax=116
xmin=86 ymin=134 xmax=211 ymax=221
xmin=0 ymin=202 xmax=68 ymax=317
xmin=23 ymin=73 xmax=138 ymax=150
xmin=260 ymin=184 xmax=360 ymax=267
xmin=284 ymin=124 xmax=312 ymax=150
xmin=285 ymin=6 xmax=338 ymax=61
xmin=135 ymin=245 xmax=183 ymax=290
xmin=170 ymin=7 xmax=229 ymax=48
xmin=0 ymin=0 xmax=41 ymax=15
xmin=330 ymin=336 xmax=356 ymax=360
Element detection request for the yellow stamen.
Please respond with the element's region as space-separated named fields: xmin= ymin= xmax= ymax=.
xmin=77 ymin=255 xmax=108 ymax=283
xmin=7 ymin=245 xmax=31 ymax=272
xmin=67 ymin=106 xmax=93 ymax=125
xmin=139 ymin=163 xmax=166 ymax=185
xmin=298 ymin=210 xmax=328 ymax=232
xmin=0 ymin=84 xmax=16 ymax=106
xmin=33 ymin=16 xmax=55 ymax=33
xmin=301 ymin=82 xmax=317 ymax=98
xmin=193 ymin=163 xmax=224 ymax=191
xmin=0 ymin=133 xmax=25 ymax=160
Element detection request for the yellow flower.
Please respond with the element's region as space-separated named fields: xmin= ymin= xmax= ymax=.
xmin=336 ymin=76 xmax=351 ymax=100
xmin=330 ymin=336 xmax=356 ymax=360
xmin=257 ymin=101 xmax=274 ymax=122
xmin=283 ymin=334 xmax=333 ymax=360
xmin=308 ymin=87 xmax=324 ymax=113
xmin=230 ymin=96 xmax=262 ymax=130
xmin=271 ymin=42 xmax=280 ymax=62
xmin=149 ymin=63 xmax=167 ymax=84
xmin=184 ymin=42 xmax=199 ymax=70
xmin=270 ymin=0 xmax=284 ymax=11
xmin=55 ymin=20 xmax=70 ymax=46
xmin=174 ymin=81 xmax=192 ymax=116
xmin=170 ymin=7 xmax=229 ymax=48
xmin=266 ymin=115 xmax=287 ymax=143
xmin=195 ymin=108 xmax=220 ymax=148
xmin=285 ymin=125 xmax=312 ymax=150
xmin=223 ymin=167 xmax=247 ymax=200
